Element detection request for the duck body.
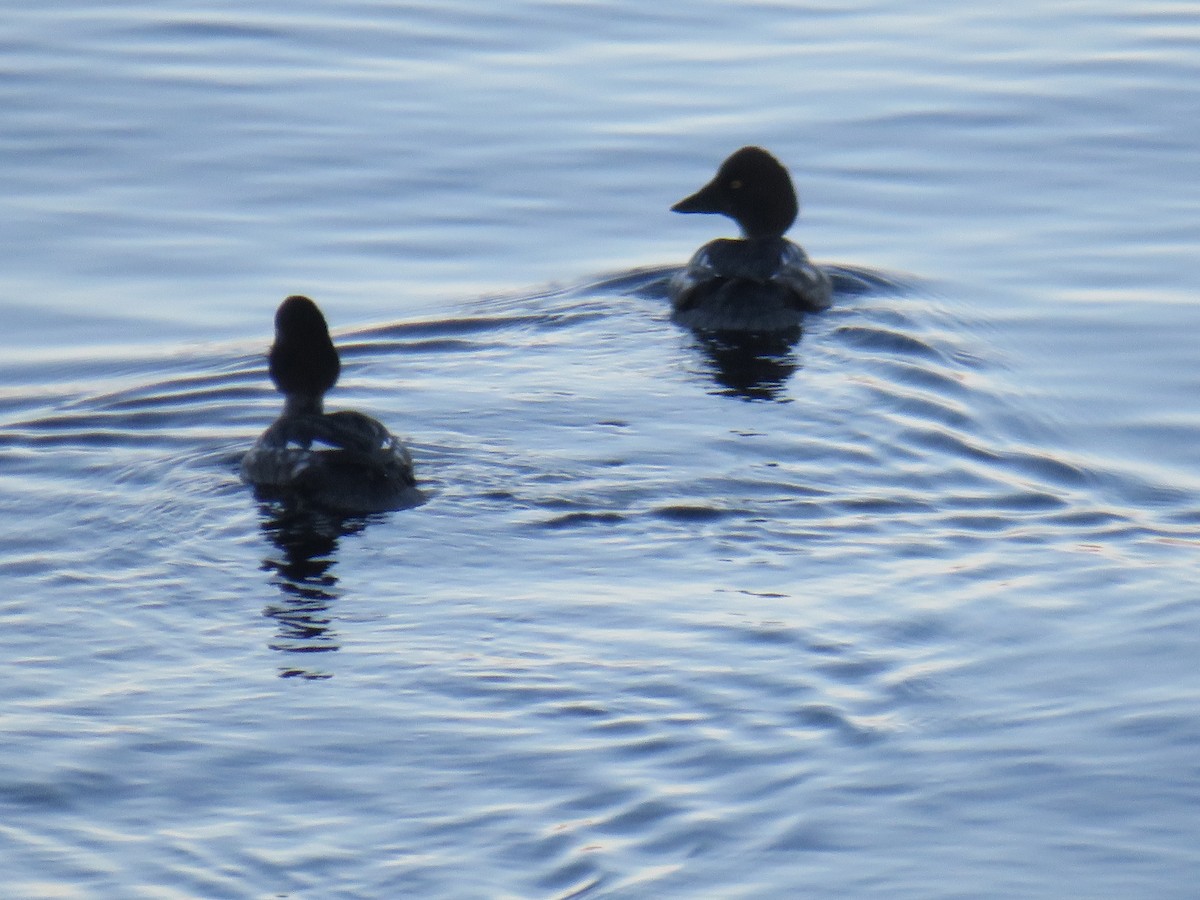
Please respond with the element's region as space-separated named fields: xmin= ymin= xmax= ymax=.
xmin=669 ymin=146 xmax=831 ymax=331
xmin=241 ymin=295 xmax=421 ymax=513
xmin=669 ymin=236 xmax=830 ymax=331
xmin=241 ymin=410 xmax=419 ymax=513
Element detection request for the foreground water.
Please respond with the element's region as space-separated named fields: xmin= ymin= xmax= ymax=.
xmin=2 ymin=2 xmax=1199 ymax=897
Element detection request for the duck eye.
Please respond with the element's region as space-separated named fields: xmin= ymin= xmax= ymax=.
xmin=729 ymin=179 xmax=743 ymax=189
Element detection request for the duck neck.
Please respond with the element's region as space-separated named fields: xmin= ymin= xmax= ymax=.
xmin=283 ymin=392 xmax=324 ymax=417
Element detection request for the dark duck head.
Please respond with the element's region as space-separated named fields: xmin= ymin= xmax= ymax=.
xmin=269 ymin=295 xmax=341 ymax=417
xmin=671 ymin=146 xmax=798 ymax=239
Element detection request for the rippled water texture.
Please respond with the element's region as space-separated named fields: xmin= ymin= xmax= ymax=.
xmin=2 ymin=2 xmax=1199 ymax=897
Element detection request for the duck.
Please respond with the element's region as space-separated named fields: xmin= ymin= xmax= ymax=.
xmin=668 ymin=146 xmax=832 ymax=331
xmin=240 ymin=295 xmax=421 ymax=513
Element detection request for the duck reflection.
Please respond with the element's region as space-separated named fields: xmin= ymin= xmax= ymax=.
xmin=255 ymin=497 xmax=373 ymax=679
xmin=687 ymin=326 xmax=803 ymax=401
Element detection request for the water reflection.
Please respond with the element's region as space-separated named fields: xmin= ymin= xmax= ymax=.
xmin=687 ymin=327 xmax=802 ymax=401
xmin=677 ymin=266 xmax=910 ymax=401
xmin=255 ymin=498 xmax=373 ymax=679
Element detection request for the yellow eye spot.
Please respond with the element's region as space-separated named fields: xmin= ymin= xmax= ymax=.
xmin=730 ymin=179 xmax=743 ymax=189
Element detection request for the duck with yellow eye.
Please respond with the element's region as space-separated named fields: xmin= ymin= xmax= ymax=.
xmin=669 ymin=146 xmax=831 ymax=331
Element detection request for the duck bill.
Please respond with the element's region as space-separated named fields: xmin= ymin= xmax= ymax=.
xmin=670 ymin=180 xmax=722 ymax=214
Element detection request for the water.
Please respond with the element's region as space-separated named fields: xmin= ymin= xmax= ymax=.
xmin=3 ymin=2 xmax=1199 ymax=896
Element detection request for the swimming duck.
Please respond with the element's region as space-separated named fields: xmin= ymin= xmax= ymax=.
xmin=669 ymin=146 xmax=831 ymax=331
xmin=241 ymin=295 xmax=421 ymax=513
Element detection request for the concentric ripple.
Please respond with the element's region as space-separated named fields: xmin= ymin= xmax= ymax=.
xmin=0 ymin=267 xmax=1196 ymax=896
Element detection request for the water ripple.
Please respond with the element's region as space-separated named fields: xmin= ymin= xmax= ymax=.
xmin=0 ymin=263 xmax=1196 ymax=898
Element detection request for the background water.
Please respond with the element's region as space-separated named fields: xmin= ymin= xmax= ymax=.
xmin=2 ymin=1 xmax=1199 ymax=897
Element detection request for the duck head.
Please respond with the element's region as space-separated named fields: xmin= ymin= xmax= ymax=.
xmin=268 ymin=295 xmax=341 ymax=417
xmin=671 ymin=146 xmax=798 ymax=239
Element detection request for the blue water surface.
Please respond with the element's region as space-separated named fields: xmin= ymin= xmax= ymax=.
xmin=2 ymin=2 xmax=1199 ymax=897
